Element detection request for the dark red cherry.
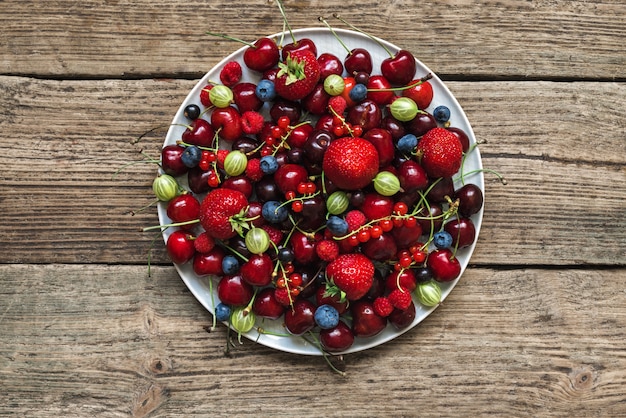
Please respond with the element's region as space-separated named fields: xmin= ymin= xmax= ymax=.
xmin=320 ymin=321 xmax=354 ymax=352
xmin=455 ymin=183 xmax=484 ymax=217
xmin=222 ymin=175 xmax=253 ymax=199
xmin=210 ymin=106 xmax=242 ymax=142
xmin=381 ymin=49 xmax=416 ymax=86
xmin=284 ymin=299 xmax=316 ymax=335
xmin=366 ymin=75 xmax=394 ymax=106
xmin=270 ymin=100 xmax=301 ymax=124
xmin=166 ymin=231 xmax=195 ymax=264
xmin=406 ymin=112 xmax=437 ymax=137
xmin=181 ymin=118 xmax=214 ymax=147
xmin=187 ymin=166 xmax=211 ymax=194
xmin=398 ymin=160 xmax=429 ymax=192
xmin=193 ymin=247 xmax=225 ymax=276
xmin=252 ymin=288 xmax=286 ymax=319
xmin=317 ymin=52 xmax=344 ymax=79
xmin=351 ymin=300 xmax=386 ymax=338
xmin=403 ymin=79 xmax=433 ymax=110
xmin=447 ymin=127 xmax=470 ymax=152
xmin=282 ymin=38 xmax=317 ymax=60
xmin=243 ymin=37 xmax=280 ymax=72
xmin=344 ymin=47 xmax=373 ymax=75
xmin=362 ymin=233 xmax=397 ymax=261
xmin=302 ymin=83 xmax=330 ymax=115
xmin=388 ymin=301 xmax=416 ymax=329
xmin=233 ymin=82 xmax=263 ymax=112
xmin=161 ymin=144 xmax=188 ymax=177
xmin=240 ymin=253 xmax=273 ymax=286
xmin=363 ymin=128 xmax=394 ymax=167
xmin=217 ymin=275 xmax=254 ymax=307
xmin=347 ymin=99 xmax=382 ymax=132
xmin=166 ymin=193 xmax=200 ymax=231
xmin=444 ymin=217 xmax=476 ymax=248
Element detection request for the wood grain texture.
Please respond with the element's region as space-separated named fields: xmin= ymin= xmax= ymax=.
xmin=1 ymin=264 xmax=624 ymax=417
xmin=0 ymin=0 xmax=624 ymax=79
xmin=1 ymin=77 xmax=624 ymax=265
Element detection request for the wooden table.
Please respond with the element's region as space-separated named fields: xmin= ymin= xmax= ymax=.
xmin=1 ymin=0 xmax=625 ymax=416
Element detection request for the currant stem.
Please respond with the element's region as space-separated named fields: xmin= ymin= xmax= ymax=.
xmin=332 ymin=13 xmax=394 ymax=58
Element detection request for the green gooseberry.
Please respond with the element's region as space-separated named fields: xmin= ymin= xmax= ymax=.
xmin=416 ymin=280 xmax=442 ymax=307
xmin=209 ymin=85 xmax=234 ymax=108
xmin=390 ymin=97 xmax=418 ymax=122
xmin=326 ymin=191 xmax=350 ymax=215
xmin=224 ymin=150 xmax=248 ymax=176
xmin=373 ymin=171 xmax=401 ymax=196
xmin=245 ymin=227 xmax=270 ymax=255
xmin=230 ymin=307 xmax=256 ymax=334
xmin=152 ymin=173 xmax=180 ymax=202
xmin=323 ymin=74 xmax=345 ymax=96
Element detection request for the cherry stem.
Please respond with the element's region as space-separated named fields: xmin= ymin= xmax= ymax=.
xmin=302 ymin=332 xmax=347 ymax=376
xmin=367 ymin=73 xmax=433 ymax=92
xmin=318 ymin=16 xmax=351 ymax=55
xmin=275 ymin=0 xmax=296 ymax=44
xmin=205 ymin=31 xmax=256 ymax=48
xmin=142 ymin=219 xmax=199 ymax=232
xmin=333 ymin=13 xmax=394 ymax=58
xmin=112 ymin=157 xmax=160 ymax=179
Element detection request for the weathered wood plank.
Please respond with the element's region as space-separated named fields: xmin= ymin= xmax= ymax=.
xmin=1 ymin=264 xmax=624 ymax=416
xmin=0 ymin=77 xmax=624 ymax=265
xmin=0 ymin=0 xmax=624 ymax=80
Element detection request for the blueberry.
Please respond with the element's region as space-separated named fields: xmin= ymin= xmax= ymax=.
xmin=397 ymin=134 xmax=418 ymax=153
xmin=326 ymin=216 xmax=349 ymax=236
xmin=262 ymin=200 xmax=289 ymax=223
xmin=181 ymin=145 xmax=202 ymax=168
xmin=433 ymin=105 xmax=451 ymax=123
xmin=277 ymin=246 xmax=295 ymax=263
xmin=349 ymin=83 xmax=368 ymax=102
xmin=433 ymin=231 xmax=453 ymax=249
xmin=314 ymin=304 xmax=340 ymax=330
xmin=255 ymin=79 xmax=276 ymax=102
xmin=221 ymin=255 xmax=239 ymax=275
xmin=215 ymin=303 xmax=231 ymax=322
xmin=259 ymin=155 xmax=279 ymax=174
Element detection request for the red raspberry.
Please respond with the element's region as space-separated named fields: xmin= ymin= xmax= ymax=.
xmin=193 ymin=232 xmax=215 ymax=253
xmin=328 ymin=95 xmax=347 ymax=115
xmin=388 ymin=288 xmax=412 ymax=311
xmin=373 ymin=296 xmax=394 ymax=317
xmin=245 ymin=158 xmax=264 ymax=181
xmin=240 ymin=111 xmax=265 ymax=135
xmin=260 ymin=224 xmax=283 ymax=246
xmin=216 ymin=149 xmax=229 ymax=169
xmin=274 ymin=287 xmax=293 ymax=307
xmin=219 ymin=61 xmax=242 ymax=87
xmin=315 ymin=239 xmax=340 ymax=262
xmin=200 ymin=84 xmax=213 ymax=107
xmin=345 ymin=210 xmax=367 ymax=232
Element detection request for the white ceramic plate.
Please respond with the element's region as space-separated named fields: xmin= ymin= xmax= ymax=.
xmin=159 ymin=27 xmax=484 ymax=355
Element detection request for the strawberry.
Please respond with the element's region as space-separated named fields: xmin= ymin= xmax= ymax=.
xmin=416 ymin=127 xmax=463 ymax=178
xmin=199 ymin=188 xmax=248 ymax=240
xmin=274 ymin=50 xmax=320 ymax=101
xmin=322 ymin=137 xmax=379 ymax=190
xmin=326 ymin=253 xmax=374 ymax=301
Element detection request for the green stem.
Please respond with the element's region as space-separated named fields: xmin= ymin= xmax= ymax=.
xmin=332 ymin=13 xmax=393 ymax=58
xmin=275 ymin=0 xmax=295 ymax=44
xmin=142 ymin=219 xmax=200 ymax=232
xmin=318 ymin=16 xmax=351 ymax=55
xmin=205 ymin=31 xmax=256 ymax=48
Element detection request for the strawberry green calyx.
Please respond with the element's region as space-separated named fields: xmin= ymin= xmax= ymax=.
xmin=277 ymin=54 xmax=308 ymax=85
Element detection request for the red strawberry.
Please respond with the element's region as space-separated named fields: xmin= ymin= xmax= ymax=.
xmin=326 ymin=253 xmax=374 ymax=301
xmin=274 ymin=50 xmax=321 ymax=101
xmin=199 ymin=188 xmax=248 ymax=240
xmin=416 ymin=127 xmax=463 ymax=178
xmin=322 ymin=137 xmax=379 ymax=190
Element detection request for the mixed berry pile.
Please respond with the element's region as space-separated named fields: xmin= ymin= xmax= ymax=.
xmin=151 ymin=25 xmax=483 ymax=356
